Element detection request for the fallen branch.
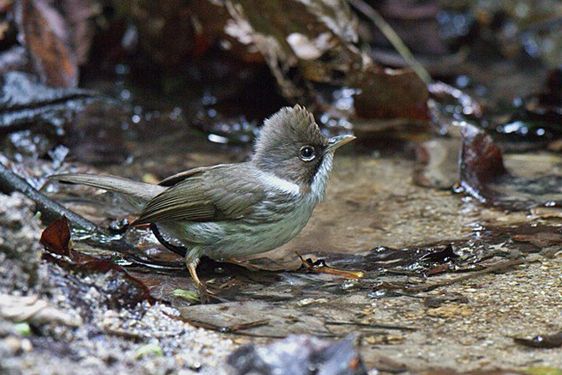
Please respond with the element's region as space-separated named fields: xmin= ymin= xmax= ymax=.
xmin=0 ymin=160 xmax=98 ymax=232
xmin=0 ymin=160 xmax=149 ymax=260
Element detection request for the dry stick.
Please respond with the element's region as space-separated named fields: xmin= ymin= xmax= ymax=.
xmin=0 ymin=161 xmax=98 ymax=232
xmin=325 ymin=321 xmax=418 ymax=331
xmin=349 ymin=0 xmax=432 ymax=85
xmin=0 ymin=161 xmax=186 ymax=272
xmin=404 ymin=257 xmax=537 ymax=293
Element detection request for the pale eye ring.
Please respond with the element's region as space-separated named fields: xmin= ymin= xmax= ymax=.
xmin=299 ymin=145 xmax=316 ymax=161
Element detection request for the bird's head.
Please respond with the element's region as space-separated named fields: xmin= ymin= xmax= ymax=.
xmin=252 ymin=105 xmax=355 ymax=194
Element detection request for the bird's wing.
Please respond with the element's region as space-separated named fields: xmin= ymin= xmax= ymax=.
xmin=157 ymin=164 xmax=226 ymax=187
xmin=134 ymin=164 xmax=266 ymax=224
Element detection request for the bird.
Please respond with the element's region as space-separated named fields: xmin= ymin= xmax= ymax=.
xmin=52 ymin=105 xmax=355 ymax=290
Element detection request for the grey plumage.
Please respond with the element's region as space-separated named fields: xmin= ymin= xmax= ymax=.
xmin=53 ymin=173 xmax=165 ymax=210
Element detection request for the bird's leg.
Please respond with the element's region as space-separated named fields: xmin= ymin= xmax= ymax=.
xmin=186 ymin=257 xmax=202 ymax=288
xmin=185 ymin=255 xmax=216 ymax=302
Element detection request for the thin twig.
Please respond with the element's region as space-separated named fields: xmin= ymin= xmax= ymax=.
xmin=349 ymin=0 xmax=432 ymax=84
xmin=325 ymin=321 xmax=418 ymax=331
xmin=403 ymin=257 xmax=537 ymax=293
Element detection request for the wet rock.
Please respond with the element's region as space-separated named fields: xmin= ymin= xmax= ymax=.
xmin=0 ymin=294 xmax=82 ymax=327
xmin=227 ymin=335 xmax=367 ymax=375
xmin=428 ymin=82 xmax=483 ymax=130
xmin=414 ymin=138 xmax=460 ymax=190
xmin=459 ymin=123 xmax=562 ymax=210
xmin=424 ymin=293 xmax=469 ymax=308
xmin=0 ymin=71 xmax=98 ymax=132
xmin=180 ymin=301 xmax=331 ymax=338
xmin=425 ymin=303 xmax=473 ymax=319
xmin=0 ymin=192 xmax=43 ymax=291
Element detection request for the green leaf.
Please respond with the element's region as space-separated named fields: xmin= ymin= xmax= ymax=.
xmin=172 ymin=289 xmax=199 ymax=302
xmin=526 ymin=367 xmax=562 ymax=375
xmin=14 ymin=322 xmax=31 ymax=336
xmin=134 ymin=343 xmax=163 ymax=359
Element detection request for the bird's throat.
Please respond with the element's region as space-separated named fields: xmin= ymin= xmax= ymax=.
xmin=309 ymin=152 xmax=334 ymax=202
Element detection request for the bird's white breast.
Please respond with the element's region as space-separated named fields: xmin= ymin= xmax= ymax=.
xmin=258 ymin=171 xmax=301 ymax=196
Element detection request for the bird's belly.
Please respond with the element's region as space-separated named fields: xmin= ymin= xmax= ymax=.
xmin=160 ymin=197 xmax=317 ymax=260
xmin=207 ymin=203 xmax=315 ymax=259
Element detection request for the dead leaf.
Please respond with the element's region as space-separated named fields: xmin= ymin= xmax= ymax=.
xmin=459 ymin=123 xmax=562 ymax=210
xmin=15 ymin=0 xmax=78 ymax=87
xmin=40 ymin=216 xmax=71 ymax=256
xmin=224 ymin=0 xmax=429 ymax=121
xmin=354 ymin=66 xmax=429 ymax=120
xmin=40 ymin=218 xmax=154 ymax=307
xmin=513 ymin=332 xmax=562 ymax=349
xmin=512 ymin=232 xmax=562 ymax=248
xmin=460 ymin=124 xmax=508 ymax=197
xmin=56 ymin=0 xmax=99 ymax=65
xmin=0 ymin=46 xmax=29 ymax=75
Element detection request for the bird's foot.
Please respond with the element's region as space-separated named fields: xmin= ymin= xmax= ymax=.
xmin=186 ymin=258 xmax=219 ymax=303
xmin=196 ymin=282 xmax=218 ymax=304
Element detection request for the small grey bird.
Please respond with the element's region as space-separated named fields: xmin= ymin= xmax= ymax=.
xmin=53 ymin=105 xmax=354 ymax=288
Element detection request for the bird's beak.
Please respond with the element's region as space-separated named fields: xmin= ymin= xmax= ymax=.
xmin=326 ymin=134 xmax=356 ymax=152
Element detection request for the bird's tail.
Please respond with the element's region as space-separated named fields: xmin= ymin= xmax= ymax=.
xmin=50 ymin=174 xmax=165 ymax=203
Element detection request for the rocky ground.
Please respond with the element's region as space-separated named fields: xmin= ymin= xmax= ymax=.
xmin=1 ymin=154 xmax=561 ymax=375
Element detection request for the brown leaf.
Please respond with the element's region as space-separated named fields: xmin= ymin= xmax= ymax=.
xmin=459 ymin=123 xmax=508 ymax=201
xmin=40 ymin=216 xmax=71 ymax=256
xmin=40 ymin=219 xmax=154 ymax=307
xmin=353 ymin=66 xmax=429 ymax=120
xmin=512 ymin=231 xmax=562 ymax=248
xmin=16 ymin=0 xmax=78 ymax=87
xmin=459 ymin=124 xmax=562 ymax=210
xmin=514 ymin=331 xmax=562 ymax=349
xmin=0 ymin=46 xmax=29 ymax=75
xmin=56 ymin=0 xmax=99 ymax=65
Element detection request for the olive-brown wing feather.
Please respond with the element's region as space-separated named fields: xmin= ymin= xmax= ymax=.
xmin=134 ymin=165 xmax=265 ymax=224
xmin=157 ymin=164 xmax=225 ymax=187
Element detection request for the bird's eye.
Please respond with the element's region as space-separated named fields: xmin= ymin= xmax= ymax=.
xmin=299 ymin=145 xmax=316 ymax=162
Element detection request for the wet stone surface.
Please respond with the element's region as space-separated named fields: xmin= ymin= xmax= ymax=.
xmin=0 ymin=192 xmax=44 ymax=292
xmin=36 ymin=139 xmax=562 ymax=374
